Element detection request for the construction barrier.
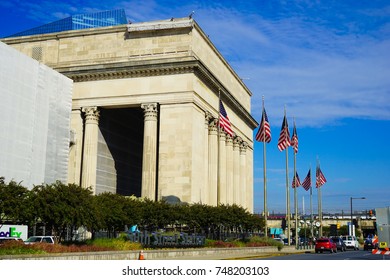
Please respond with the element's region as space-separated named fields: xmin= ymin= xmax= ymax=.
xmin=372 ymin=248 xmax=390 ymax=255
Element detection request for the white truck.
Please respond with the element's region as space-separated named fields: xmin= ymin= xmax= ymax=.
xmin=0 ymin=224 xmax=28 ymax=240
xmin=373 ymin=207 xmax=390 ymax=255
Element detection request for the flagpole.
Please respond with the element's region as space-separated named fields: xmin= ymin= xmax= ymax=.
xmin=286 ymin=141 xmax=290 ymax=245
xmin=309 ymin=166 xmax=313 ymax=242
xmin=293 ymin=156 xmax=297 ymax=248
xmin=284 ymin=108 xmax=291 ymax=246
xmin=317 ymin=158 xmax=323 ymax=237
xmin=293 ymin=119 xmax=298 ymax=249
xmin=318 ymin=185 xmax=322 ymax=237
xmin=217 ymin=89 xmax=221 ymax=206
xmin=262 ymin=96 xmax=268 ymax=237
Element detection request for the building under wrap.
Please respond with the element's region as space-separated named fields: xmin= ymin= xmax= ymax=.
xmin=0 ymin=41 xmax=73 ymax=188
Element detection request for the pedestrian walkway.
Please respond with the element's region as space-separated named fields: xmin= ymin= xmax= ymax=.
xmin=150 ymin=246 xmax=313 ymax=260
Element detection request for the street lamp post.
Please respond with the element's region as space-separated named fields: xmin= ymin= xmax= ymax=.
xmin=350 ymin=197 xmax=366 ymax=236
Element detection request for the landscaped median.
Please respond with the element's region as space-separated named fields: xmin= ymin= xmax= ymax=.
xmin=0 ymin=236 xmax=297 ymax=260
xmin=1 ymin=246 xmax=301 ymax=260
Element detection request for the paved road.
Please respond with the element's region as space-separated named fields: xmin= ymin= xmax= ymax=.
xmin=257 ymin=249 xmax=390 ymax=260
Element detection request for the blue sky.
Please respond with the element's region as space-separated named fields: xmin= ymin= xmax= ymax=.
xmin=1 ymin=0 xmax=389 ymax=214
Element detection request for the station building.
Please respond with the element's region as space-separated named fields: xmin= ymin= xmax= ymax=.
xmin=1 ymin=10 xmax=257 ymax=212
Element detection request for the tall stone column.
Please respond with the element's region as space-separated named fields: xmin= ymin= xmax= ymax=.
xmin=68 ymin=109 xmax=84 ymax=185
xmin=218 ymin=131 xmax=226 ymax=205
xmin=81 ymin=106 xmax=100 ymax=194
xmin=141 ymin=103 xmax=158 ymax=201
xmin=233 ymin=137 xmax=241 ymax=205
xmin=246 ymin=146 xmax=254 ymax=213
xmin=208 ymin=119 xmax=218 ymax=206
xmin=240 ymin=141 xmax=248 ymax=208
xmin=203 ymin=112 xmax=213 ymax=204
xmin=225 ymin=134 xmax=234 ymax=205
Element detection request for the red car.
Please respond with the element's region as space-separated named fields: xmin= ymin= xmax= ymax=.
xmin=315 ymin=238 xmax=337 ymax=253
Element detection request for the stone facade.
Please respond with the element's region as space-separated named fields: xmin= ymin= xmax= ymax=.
xmin=2 ymin=18 xmax=257 ymax=212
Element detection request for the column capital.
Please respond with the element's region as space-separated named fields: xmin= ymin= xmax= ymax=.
xmin=226 ymin=134 xmax=233 ymax=146
xmin=141 ymin=103 xmax=158 ymax=120
xmin=240 ymin=141 xmax=248 ymax=154
xmin=205 ymin=111 xmax=213 ymax=125
xmin=233 ymin=136 xmax=242 ymax=149
xmin=208 ymin=118 xmax=218 ymax=135
xmin=82 ymin=106 xmax=100 ymax=123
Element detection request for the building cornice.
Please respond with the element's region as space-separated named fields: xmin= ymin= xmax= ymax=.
xmin=57 ymin=57 xmax=258 ymax=129
xmin=127 ymin=17 xmax=193 ymax=32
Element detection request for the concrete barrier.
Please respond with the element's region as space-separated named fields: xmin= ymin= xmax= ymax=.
xmin=0 ymin=246 xmax=301 ymax=260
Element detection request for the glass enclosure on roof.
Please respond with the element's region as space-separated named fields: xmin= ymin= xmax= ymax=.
xmin=7 ymin=9 xmax=127 ymax=38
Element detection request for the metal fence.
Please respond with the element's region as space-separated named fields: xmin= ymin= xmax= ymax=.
xmin=127 ymin=231 xmax=206 ymax=247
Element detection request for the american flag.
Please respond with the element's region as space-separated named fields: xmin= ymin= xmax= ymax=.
xmin=316 ymin=166 xmax=327 ymax=188
xmin=301 ymin=169 xmax=311 ymax=191
xmin=292 ymin=171 xmax=301 ymax=188
xmin=219 ymin=100 xmax=234 ymax=137
xmin=291 ymin=122 xmax=298 ymax=154
xmin=255 ymin=107 xmax=271 ymax=143
xmin=277 ymin=115 xmax=290 ymax=151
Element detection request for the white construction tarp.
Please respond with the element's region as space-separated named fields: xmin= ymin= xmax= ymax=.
xmin=0 ymin=41 xmax=72 ymax=188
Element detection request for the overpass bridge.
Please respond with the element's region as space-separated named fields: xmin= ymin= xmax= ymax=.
xmin=266 ymin=215 xmax=376 ymax=237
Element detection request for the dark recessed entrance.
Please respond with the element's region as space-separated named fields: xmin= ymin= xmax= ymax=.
xmin=96 ymin=107 xmax=144 ymax=196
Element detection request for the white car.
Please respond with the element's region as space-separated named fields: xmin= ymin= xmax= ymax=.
xmin=24 ymin=236 xmax=57 ymax=245
xmin=341 ymin=235 xmax=359 ymax=250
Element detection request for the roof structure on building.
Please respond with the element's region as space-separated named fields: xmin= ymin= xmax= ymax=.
xmin=7 ymin=9 xmax=127 ymax=38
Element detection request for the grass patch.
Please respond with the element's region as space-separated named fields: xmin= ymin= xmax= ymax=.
xmin=86 ymin=238 xmax=142 ymax=251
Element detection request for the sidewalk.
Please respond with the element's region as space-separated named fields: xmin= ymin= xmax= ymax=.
xmin=150 ymin=246 xmax=314 ymax=260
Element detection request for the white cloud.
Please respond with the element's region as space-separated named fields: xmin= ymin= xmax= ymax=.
xmin=192 ymin=6 xmax=390 ymax=127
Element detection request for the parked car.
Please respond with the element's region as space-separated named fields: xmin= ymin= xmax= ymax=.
xmin=24 ymin=236 xmax=57 ymax=245
xmin=331 ymin=236 xmax=346 ymax=252
xmin=0 ymin=237 xmax=23 ymax=245
xmin=341 ymin=235 xmax=359 ymax=250
xmin=363 ymin=238 xmax=378 ymax=251
xmin=315 ymin=237 xmax=337 ymax=253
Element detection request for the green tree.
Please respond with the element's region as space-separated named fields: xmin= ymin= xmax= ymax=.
xmin=30 ymin=181 xmax=94 ymax=241
xmin=138 ymin=199 xmax=174 ymax=232
xmin=0 ymin=177 xmax=32 ymax=224
xmin=122 ymin=196 xmax=143 ymax=228
xmin=92 ymin=192 xmax=129 ymax=237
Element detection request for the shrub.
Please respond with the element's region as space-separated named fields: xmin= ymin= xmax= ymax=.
xmin=0 ymin=240 xmax=45 ymax=255
xmin=248 ymin=236 xmax=266 ymax=243
xmin=88 ymin=238 xmax=142 ymax=251
xmin=204 ymin=239 xmax=245 ymax=248
xmin=243 ymin=236 xmax=284 ymax=250
xmin=0 ymin=238 xmax=143 ymax=255
xmin=204 ymin=239 xmax=216 ymax=247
